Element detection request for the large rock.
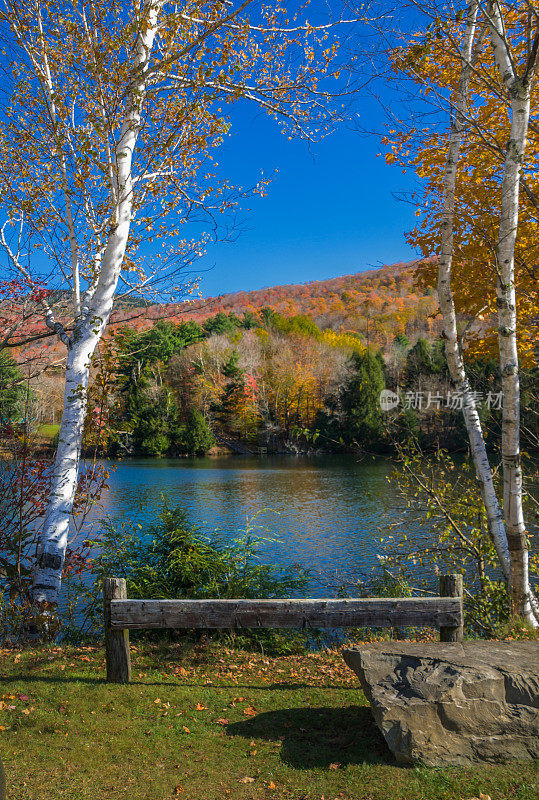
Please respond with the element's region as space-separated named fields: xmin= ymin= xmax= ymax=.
xmin=343 ymin=641 xmax=539 ymax=767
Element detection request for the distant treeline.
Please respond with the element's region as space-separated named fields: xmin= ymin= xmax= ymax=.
xmin=17 ymin=260 xmax=440 ymax=368
xmin=60 ymin=308 xmax=536 ymax=458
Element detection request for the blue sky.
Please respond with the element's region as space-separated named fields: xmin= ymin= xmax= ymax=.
xmin=186 ymin=0 xmax=423 ymax=298
xmin=196 ymin=96 xmax=418 ymax=298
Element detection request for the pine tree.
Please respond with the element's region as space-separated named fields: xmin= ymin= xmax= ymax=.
xmin=0 ymin=351 xmax=25 ymax=424
xmin=341 ymin=349 xmax=386 ymax=449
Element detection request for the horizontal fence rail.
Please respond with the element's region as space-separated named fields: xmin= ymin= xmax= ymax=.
xmin=109 ymin=597 xmax=462 ymax=631
xmin=102 ymin=574 xmax=464 ymax=683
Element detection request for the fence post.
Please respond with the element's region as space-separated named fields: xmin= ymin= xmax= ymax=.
xmin=103 ymin=577 xmax=131 ymax=683
xmin=439 ymin=573 xmax=464 ymax=642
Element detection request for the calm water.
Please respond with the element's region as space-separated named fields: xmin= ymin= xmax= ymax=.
xmin=95 ymin=455 xmax=418 ymax=596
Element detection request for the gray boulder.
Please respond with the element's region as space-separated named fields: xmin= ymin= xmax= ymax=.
xmin=343 ymin=641 xmax=539 ymax=767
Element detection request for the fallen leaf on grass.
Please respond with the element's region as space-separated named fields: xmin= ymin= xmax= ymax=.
xmin=182 ymin=726 xmax=190 ymax=733
xmin=195 ymin=703 xmax=208 ymax=711
xmin=216 ymin=718 xmax=228 ymax=725
xmin=241 ymin=777 xmax=254 ymax=784
xmin=172 ymin=787 xmax=183 ymax=796
xmin=268 ymin=781 xmax=276 ymax=790
xmin=228 ymin=697 xmax=245 ymax=707
xmin=329 ymin=763 xmax=341 ymax=770
xmin=463 ymin=795 xmax=492 ymax=800
xmin=243 ymin=706 xmax=257 ymax=716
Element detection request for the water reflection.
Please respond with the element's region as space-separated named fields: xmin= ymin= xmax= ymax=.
xmin=98 ymin=455 xmax=398 ymax=595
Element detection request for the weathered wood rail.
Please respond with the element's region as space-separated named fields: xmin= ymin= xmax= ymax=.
xmin=103 ymin=574 xmax=464 ymax=683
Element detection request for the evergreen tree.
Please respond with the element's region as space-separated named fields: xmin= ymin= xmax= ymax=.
xmin=221 ymin=350 xmax=242 ymax=379
xmin=394 ymin=333 xmax=410 ymax=347
xmin=175 ymin=410 xmax=215 ymax=456
xmin=131 ymin=387 xmax=180 ymax=457
xmin=240 ymin=311 xmax=257 ymax=329
xmin=214 ymin=350 xmax=260 ymax=441
xmin=405 ymin=337 xmax=433 ymax=384
xmin=341 ymin=349 xmax=386 ymax=449
xmin=203 ymin=312 xmax=238 ymax=336
xmin=0 ymin=351 xmax=25 ymax=424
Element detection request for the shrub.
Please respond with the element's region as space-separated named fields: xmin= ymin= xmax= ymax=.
xmin=86 ymin=503 xmax=309 ymax=654
xmin=368 ymin=447 xmax=539 ymax=638
xmin=0 ymin=450 xmax=107 ymax=643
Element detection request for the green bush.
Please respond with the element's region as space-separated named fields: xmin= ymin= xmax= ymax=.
xmin=88 ymin=503 xmax=309 ymax=654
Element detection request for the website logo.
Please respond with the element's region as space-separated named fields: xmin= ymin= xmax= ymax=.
xmin=379 ymin=390 xmax=400 ymax=411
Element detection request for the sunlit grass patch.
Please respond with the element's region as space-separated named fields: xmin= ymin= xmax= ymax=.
xmin=0 ymin=644 xmax=537 ymax=800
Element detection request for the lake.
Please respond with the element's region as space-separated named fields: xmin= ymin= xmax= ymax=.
xmin=95 ymin=455 xmax=423 ymax=597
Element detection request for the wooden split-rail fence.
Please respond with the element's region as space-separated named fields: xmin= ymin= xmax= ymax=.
xmin=103 ymin=574 xmax=464 ymax=683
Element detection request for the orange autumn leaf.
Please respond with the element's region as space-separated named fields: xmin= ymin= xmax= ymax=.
xmin=462 ymin=795 xmax=492 ymax=800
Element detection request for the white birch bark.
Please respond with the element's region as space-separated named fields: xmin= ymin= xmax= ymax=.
xmin=33 ymin=0 xmax=164 ymax=605
xmin=488 ymin=1 xmax=537 ymax=622
xmin=437 ymin=1 xmax=511 ymax=580
xmin=497 ymin=87 xmax=536 ymax=622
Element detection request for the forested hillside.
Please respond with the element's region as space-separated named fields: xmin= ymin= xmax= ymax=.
xmin=112 ymin=258 xmax=441 ymax=349
xmin=8 ymin=258 xmax=442 ymax=373
xmin=7 ymin=256 xmax=528 ymax=459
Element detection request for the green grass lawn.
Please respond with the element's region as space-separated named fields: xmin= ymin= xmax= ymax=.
xmin=36 ymin=424 xmax=60 ymax=440
xmin=0 ymin=643 xmax=536 ymax=800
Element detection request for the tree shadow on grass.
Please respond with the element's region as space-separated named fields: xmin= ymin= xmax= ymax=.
xmin=2 ymin=675 xmax=362 ymax=691
xmin=227 ymin=705 xmax=394 ymax=769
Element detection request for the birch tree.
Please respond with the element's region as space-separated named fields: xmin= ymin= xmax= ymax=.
xmin=0 ymin=0 xmax=347 ymax=607
xmin=487 ymin=0 xmax=538 ymax=623
xmin=382 ymin=0 xmax=539 ymax=623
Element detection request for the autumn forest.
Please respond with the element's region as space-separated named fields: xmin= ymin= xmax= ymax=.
xmin=3 ymin=257 xmax=535 ymax=462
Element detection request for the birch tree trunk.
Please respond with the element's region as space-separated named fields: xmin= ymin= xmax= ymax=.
xmin=33 ymin=323 xmax=97 ymax=602
xmin=437 ymin=1 xmax=510 ymax=581
xmin=488 ymin=1 xmax=538 ymax=623
xmin=495 ymin=84 xmax=534 ymax=621
xmin=33 ymin=0 xmax=164 ymax=606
